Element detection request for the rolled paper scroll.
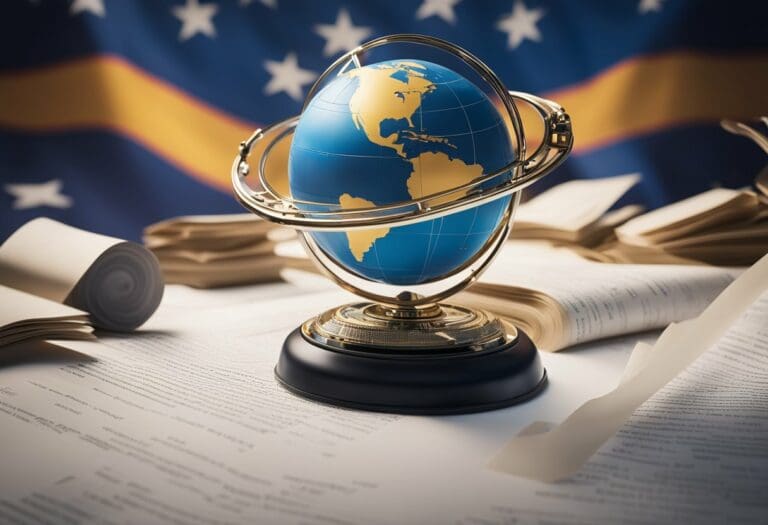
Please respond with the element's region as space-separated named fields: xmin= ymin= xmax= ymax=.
xmin=0 ymin=218 xmax=163 ymax=332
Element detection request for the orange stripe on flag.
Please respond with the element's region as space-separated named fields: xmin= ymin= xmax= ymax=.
xmin=1 ymin=52 xmax=767 ymax=192
xmin=0 ymin=55 xmax=254 ymax=192
xmin=543 ymin=51 xmax=768 ymax=153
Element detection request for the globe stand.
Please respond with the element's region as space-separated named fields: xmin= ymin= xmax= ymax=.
xmin=231 ymin=34 xmax=573 ymax=416
xmin=275 ymin=303 xmax=547 ymax=414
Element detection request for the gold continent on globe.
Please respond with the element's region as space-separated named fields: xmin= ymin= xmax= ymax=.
xmin=288 ymin=59 xmax=515 ymax=285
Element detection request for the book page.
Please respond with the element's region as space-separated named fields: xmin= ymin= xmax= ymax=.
xmin=0 ymin=285 xmax=93 ymax=345
xmin=0 ymin=286 xmax=406 ymax=524
xmin=144 ymin=213 xmax=262 ymax=231
xmin=615 ymin=188 xmax=758 ymax=243
xmin=449 ymin=294 xmax=768 ymax=524
xmin=514 ymin=173 xmax=639 ymax=231
xmin=473 ymin=244 xmax=739 ymax=349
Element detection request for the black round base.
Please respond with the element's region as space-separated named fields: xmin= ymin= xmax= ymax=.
xmin=275 ymin=328 xmax=547 ymax=415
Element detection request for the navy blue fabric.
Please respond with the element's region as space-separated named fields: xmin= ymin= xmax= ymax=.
xmin=1 ymin=0 xmax=766 ymax=241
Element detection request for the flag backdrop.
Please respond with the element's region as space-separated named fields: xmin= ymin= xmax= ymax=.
xmin=1 ymin=0 xmax=767 ymax=242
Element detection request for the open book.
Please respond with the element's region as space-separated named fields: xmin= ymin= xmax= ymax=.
xmin=512 ymin=173 xmax=766 ymax=267
xmin=458 ymin=242 xmax=739 ymax=351
xmin=513 ymin=173 xmax=643 ymax=246
xmin=276 ymin=239 xmax=740 ymax=352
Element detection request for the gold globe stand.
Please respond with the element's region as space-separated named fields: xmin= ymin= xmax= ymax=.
xmin=232 ymin=34 xmax=572 ymax=414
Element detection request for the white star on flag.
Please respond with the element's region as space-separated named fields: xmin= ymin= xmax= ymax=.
xmin=70 ymin=0 xmax=105 ymax=17
xmin=315 ymin=9 xmax=372 ymax=57
xmin=638 ymin=0 xmax=664 ymax=13
xmin=415 ymin=0 xmax=461 ymax=24
xmin=497 ymin=0 xmax=545 ymax=49
xmin=264 ymin=53 xmax=316 ymax=102
xmin=5 ymin=180 xmax=73 ymax=210
xmin=172 ymin=0 xmax=218 ymax=41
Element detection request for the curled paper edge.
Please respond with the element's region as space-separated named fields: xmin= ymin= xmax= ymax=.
xmin=66 ymin=242 xmax=164 ymax=332
xmin=0 ymin=218 xmax=163 ymax=332
xmin=488 ymin=253 xmax=768 ymax=482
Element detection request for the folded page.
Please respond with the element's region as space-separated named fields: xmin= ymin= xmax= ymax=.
xmin=143 ymin=213 xmax=267 ymax=234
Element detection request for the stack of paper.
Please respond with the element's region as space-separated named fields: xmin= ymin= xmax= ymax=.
xmin=0 ymin=285 xmax=93 ymax=347
xmin=512 ymin=173 xmax=643 ymax=247
xmin=601 ymin=188 xmax=767 ymax=265
xmin=143 ymin=214 xmax=309 ymax=288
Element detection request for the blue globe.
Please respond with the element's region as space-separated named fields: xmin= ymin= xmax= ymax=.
xmin=289 ymin=59 xmax=514 ymax=285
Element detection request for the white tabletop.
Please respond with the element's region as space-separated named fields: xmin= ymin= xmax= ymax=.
xmin=0 ymin=279 xmax=687 ymax=525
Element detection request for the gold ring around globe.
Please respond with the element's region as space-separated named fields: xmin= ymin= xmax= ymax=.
xmin=296 ymin=196 xmax=516 ymax=307
xmin=232 ymin=117 xmax=524 ymax=230
xmin=231 ymin=117 xmax=519 ymax=306
xmin=230 ymin=33 xmax=573 ymax=306
xmin=231 ymin=91 xmax=571 ymax=232
xmin=236 ymin=34 xmax=517 ymax=230
xmin=232 ymin=34 xmax=572 ymax=231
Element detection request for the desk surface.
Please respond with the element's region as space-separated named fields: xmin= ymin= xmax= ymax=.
xmin=2 ymin=279 xmax=752 ymax=525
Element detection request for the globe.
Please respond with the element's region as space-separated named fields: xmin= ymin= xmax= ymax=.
xmin=289 ymin=59 xmax=514 ymax=285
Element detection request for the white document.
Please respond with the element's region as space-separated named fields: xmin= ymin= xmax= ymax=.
xmin=0 ymin=285 xmax=405 ymax=524
xmin=1 ymin=280 xmax=766 ymax=523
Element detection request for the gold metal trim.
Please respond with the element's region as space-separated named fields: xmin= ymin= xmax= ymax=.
xmin=302 ymin=302 xmax=518 ymax=353
xmin=231 ymin=99 xmax=571 ymax=231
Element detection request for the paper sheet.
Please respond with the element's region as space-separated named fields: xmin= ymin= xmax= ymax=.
xmin=1 ymin=280 xmax=766 ymax=523
xmin=0 ymin=285 xmax=93 ymax=345
xmin=0 ymin=286 xmax=406 ymax=524
xmin=515 ymin=173 xmax=640 ymax=231
xmin=489 ymin=253 xmax=768 ymax=481
xmin=0 ymin=285 xmax=87 ymax=328
xmin=0 ymin=218 xmax=163 ymax=331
